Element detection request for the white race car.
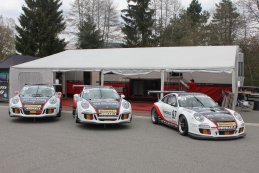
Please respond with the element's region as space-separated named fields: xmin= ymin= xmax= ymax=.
xmin=9 ymin=84 xmax=62 ymax=118
xmin=73 ymin=86 xmax=132 ymax=124
xmin=151 ymin=92 xmax=245 ymax=139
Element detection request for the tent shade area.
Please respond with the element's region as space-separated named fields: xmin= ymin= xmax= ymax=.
xmin=10 ymin=46 xmax=244 ymax=109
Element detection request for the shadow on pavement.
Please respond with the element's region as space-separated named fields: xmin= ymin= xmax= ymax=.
xmin=11 ymin=117 xmax=61 ymax=124
xmin=76 ymin=123 xmax=132 ymax=131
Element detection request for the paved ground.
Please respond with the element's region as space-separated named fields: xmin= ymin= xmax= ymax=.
xmin=0 ymin=105 xmax=259 ymax=173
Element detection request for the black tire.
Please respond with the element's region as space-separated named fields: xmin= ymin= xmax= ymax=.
xmin=178 ymin=115 xmax=188 ymax=136
xmin=72 ymin=108 xmax=76 ymax=116
xmin=75 ymin=110 xmax=80 ymax=124
xmin=151 ymin=108 xmax=159 ymax=124
xmin=56 ymin=105 xmax=62 ymax=117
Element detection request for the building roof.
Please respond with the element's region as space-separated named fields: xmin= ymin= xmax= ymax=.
xmin=0 ymin=55 xmax=37 ymax=69
xmin=11 ymin=46 xmax=240 ymax=73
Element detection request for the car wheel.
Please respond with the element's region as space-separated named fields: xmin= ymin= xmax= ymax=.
xmin=151 ymin=108 xmax=159 ymax=124
xmin=56 ymin=105 xmax=62 ymax=117
xmin=178 ymin=115 xmax=188 ymax=136
xmin=72 ymin=108 xmax=75 ymax=116
xmin=75 ymin=110 xmax=80 ymax=124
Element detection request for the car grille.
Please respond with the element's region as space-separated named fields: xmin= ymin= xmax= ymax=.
xmin=218 ymin=131 xmax=235 ymax=135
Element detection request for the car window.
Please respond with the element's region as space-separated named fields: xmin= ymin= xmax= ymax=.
xmin=20 ymin=86 xmax=54 ymax=97
xmin=167 ymin=95 xmax=177 ymax=106
xmin=178 ymin=94 xmax=217 ymax=108
xmin=162 ymin=95 xmax=169 ymax=103
xmin=83 ymin=88 xmax=120 ymax=100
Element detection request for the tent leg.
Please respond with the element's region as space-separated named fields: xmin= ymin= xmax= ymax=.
xmin=100 ymin=70 xmax=104 ymax=86
xmin=160 ymin=70 xmax=165 ymax=99
xmin=232 ymin=69 xmax=238 ymax=110
xmin=62 ymin=72 xmax=66 ymax=98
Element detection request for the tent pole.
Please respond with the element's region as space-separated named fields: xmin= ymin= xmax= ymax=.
xmin=160 ymin=70 xmax=165 ymax=99
xmin=100 ymin=70 xmax=104 ymax=86
xmin=232 ymin=68 xmax=237 ymax=110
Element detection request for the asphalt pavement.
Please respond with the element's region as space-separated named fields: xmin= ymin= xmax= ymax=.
xmin=0 ymin=106 xmax=259 ymax=173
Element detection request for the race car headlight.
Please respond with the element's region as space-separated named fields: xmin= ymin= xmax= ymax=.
xmin=194 ymin=113 xmax=205 ymax=122
xmin=81 ymin=101 xmax=90 ymax=109
xmin=234 ymin=112 xmax=243 ymax=121
xmin=122 ymin=101 xmax=130 ymax=109
xmin=11 ymin=97 xmax=20 ymax=104
xmin=49 ymin=97 xmax=57 ymax=104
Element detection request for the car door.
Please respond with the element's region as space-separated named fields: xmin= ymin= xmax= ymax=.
xmin=162 ymin=94 xmax=178 ymax=124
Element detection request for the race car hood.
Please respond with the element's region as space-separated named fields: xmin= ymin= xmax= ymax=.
xmin=20 ymin=96 xmax=50 ymax=105
xmin=89 ymin=99 xmax=120 ymax=112
xmin=187 ymin=107 xmax=235 ymax=122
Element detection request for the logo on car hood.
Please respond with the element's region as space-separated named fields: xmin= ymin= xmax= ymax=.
xmin=21 ymin=97 xmax=50 ymax=105
xmin=187 ymin=107 xmax=235 ymax=122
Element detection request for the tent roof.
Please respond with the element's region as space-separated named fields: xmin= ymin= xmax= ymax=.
xmin=0 ymin=55 xmax=37 ymax=69
xmin=12 ymin=46 xmax=239 ymax=72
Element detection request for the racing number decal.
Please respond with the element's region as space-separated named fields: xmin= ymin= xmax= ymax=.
xmin=172 ymin=110 xmax=177 ymax=119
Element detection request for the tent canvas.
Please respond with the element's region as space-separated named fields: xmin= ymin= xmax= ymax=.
xmin=10 ymin=46 xmax=242 ymax=109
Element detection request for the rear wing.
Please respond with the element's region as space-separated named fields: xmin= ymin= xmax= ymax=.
xmin=148 ymin=90 xmax=186 ymax=100
xmin=73 ymin=85 xmax=88 ymax=89
xmin=73 ymin=85 xmax=114 ymax=90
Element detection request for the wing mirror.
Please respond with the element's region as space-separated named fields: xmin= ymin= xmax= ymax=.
xmin=14 ymin=91 xmax=19 ymax=95
xmin=74 ymin=94 xmax=80 ymax=101
xmin=121 ymin=94 xmax=125 ymax=99
xmin=170 ymin=102 xmax=177 ymax=107
xmin=56 ymin=92 xmax=62 ymax=99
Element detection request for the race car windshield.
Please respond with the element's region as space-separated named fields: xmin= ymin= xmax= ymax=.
xmin=83 ymin=88 xmax=120 ymax=100
xmin=178 ymin=95 xmax=218 ymax=108
xmin=20 ymin=86 xmax=55 ymax=97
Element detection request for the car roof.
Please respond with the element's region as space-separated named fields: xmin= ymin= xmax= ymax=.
xmin=166 ymin=92 xmax=206 ymax=97
xmin=24 ymin=84 xmax=54 ymax=88
xmin=83 ymin=85 xmax=114 ymax=91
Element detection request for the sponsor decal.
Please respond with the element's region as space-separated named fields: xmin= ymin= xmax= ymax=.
xmin=172 ymin=110 xmax=177 ymax=119
xmin=0 ymin=82 xmax=8 ymax=100
xmin=98 ymin=109 xmax=117 ymax=116
xmin=217 ymin=122 xmax=236 ymax=131
xmin=22 ymin=97 xmax=49 ymax=104
xmin=24 ymin=105 xmax=42 ymax=111
xmin=163 ymin=110 xmax=171 ymax=116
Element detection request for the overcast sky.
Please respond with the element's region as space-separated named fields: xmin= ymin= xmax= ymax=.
xmin=1 ymin=0 xmax=223 ymax=22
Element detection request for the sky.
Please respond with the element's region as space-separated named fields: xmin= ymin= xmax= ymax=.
xmin=0 ymin=0 xmax=222 ymax=22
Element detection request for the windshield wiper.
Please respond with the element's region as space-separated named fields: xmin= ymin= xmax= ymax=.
xmin=193 ymin=96 xmax=205 ymax=107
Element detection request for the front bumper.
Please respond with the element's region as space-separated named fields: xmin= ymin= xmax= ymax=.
xmin=188 ymin=132 xmax=246 ymax=140
xmin=189 ymin=122 xmax=246 ymax=139
xmin=77 ymin=113 xmax=132 ymax=124
xmin=9 ymin=107 xmax=59 ymax=118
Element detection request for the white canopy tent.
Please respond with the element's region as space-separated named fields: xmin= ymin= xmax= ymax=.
xmin=10 ymin=46 xmax=242 ymax=109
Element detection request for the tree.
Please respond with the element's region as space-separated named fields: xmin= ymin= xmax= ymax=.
xmin=209 ymin=0 xmax=240 ymax=45
xmin=151 ymin=0 xmax=182 ymax=34
xmin=77 ymin=16 xmax=103 ymax=49
xmin=0 ymin=16 xmax=15 ymax=61
xmin=16 ymin=0 xmax=66 ymax=57
xmin=121 ymin=0 xmax=157 ymax=47
xmin=186 ymin=0 xmax=203 ymax=26
xmin=238 ymin=37 xmax=259 ymax=86
xmin=67 ymin=0 xmax=120 ymax=47
xmin=160 ymin=0 xmax=209 ymax=46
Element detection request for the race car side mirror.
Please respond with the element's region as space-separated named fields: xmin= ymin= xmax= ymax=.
xmin=121 ymin=94 xmax=125 ymax=99
xmin=14 ymin=91 xmax=19 ymax=95
xmin=170 ymin=103 xmax=177 ymax=107
xmin=74 ymin=94 xmax=80 ymax=101
xmin=57 ymin=92 xmax=62 ymax=99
